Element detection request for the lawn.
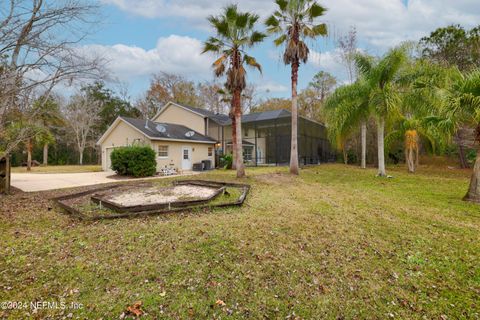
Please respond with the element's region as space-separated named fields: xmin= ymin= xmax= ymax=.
xmin=0 ymin=164 xmax=479 ymax=319
xmin=11 ymin=165 xmax=102 ymax=174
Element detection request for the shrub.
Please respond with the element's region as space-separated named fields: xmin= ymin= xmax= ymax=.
xmin=219 ymin=153 xmax=233 ymax=169
xmin=110 ymin=145 xmax=156 ymax=177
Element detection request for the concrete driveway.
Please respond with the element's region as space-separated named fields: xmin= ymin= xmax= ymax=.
xmin=11 ymin=171 xmax=199 ymax=192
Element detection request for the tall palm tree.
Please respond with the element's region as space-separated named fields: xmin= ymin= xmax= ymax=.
xmin=355 ymin=47 xmax=409 ymax=176
xmin=429 ymin=69 xmax=480 ymax=202
xmin=324 ymin=79 xmax=370 ymax=168
xmin=202 ymin=5 xmax=266 ymax=178
xmin=265 ymin=0 xmax=328 ymax=175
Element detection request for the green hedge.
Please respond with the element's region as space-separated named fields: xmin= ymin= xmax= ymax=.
xmin=110 ymin=145 xmax=156 ymax=177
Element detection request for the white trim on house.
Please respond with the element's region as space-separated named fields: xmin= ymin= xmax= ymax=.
xmin=96 ymin=116 xmax=216 ymax=146
xmin=151 ymin=101 xmax=207 ymax=121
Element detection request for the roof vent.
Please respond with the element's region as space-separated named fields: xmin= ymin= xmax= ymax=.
xmin=185 ymin=131 xmax=195 ymax=138
xmin=156 ymin=124 xmax=167 ymax=133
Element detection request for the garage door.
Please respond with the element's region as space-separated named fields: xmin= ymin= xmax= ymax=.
xmin=105 ymin=148 xmax=116 ymax=172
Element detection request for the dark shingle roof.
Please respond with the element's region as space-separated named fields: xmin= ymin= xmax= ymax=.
xmin=175 ymin=103 xmax=231 ymax=125
xmin=174 ymin=103 xmax=293 ymax=125
xmin=120 ymin=117 xmax=216 ymax=143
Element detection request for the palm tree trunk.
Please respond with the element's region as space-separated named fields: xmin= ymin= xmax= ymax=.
xmin=233 ymin=89 xmax=245 ymax=178
xmin=456 ymin=131 xmax=469 ymax=168
xmin=361 ymin=121 xmax=367 ymax=169
xmin=290 ymin=60 xmax=300 ymax=175
xmin=43 ymin=143 xmax=48 ymax=166
xmin=406 ymin=147 xmax=415 ymax=173
xmin=79 ymin=150 xmax=83 ymax=166
xmin=415 ymin=145 xmax=419 ymax=168
xmin=230 ymin=112 xmax=237 ymax=170
xmin=464 ymin=147 xmax=480 ymax=202
xmin=377 ymin=117 xmax=386 ymax=176
xmin=27 ymin=139 xmax=32 ymax=171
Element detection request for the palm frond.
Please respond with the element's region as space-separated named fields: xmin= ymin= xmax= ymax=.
xmin=273 ymin=34 xmax=287 ymax=46
xmin=308 ymin=3 xmax=327 ymax=19
xmin=354 ymin=54 xmax=374 ymax=77
xmin=244 ymin=54 xmax=262 ymax=73
xmin=249 ymin=31 xmax=267 ymax=46
xmin=311 ymin=23 xmax=327 ymax=36
xmin=275 ymin=0 xmax=288 ymax=11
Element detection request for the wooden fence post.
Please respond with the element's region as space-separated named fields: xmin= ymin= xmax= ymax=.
xmin=1 ymin=156 xmax=11 ymax=194
xmin=6 ymin=155 xmax=10 ymax=194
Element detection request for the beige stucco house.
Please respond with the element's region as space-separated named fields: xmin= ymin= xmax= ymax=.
xmin=98 ymin=101 xmax=334 ymax=172
xmin=97 ymin=104 xmax=217 ymax=172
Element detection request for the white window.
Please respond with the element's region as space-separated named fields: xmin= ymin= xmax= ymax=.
xmin=208 ymin=147 xmax=213 ymax=156
xmin=243 ymin=146 xmax=253 ymax=161
xmin=158 ymin=145 xmax=169 ymax=158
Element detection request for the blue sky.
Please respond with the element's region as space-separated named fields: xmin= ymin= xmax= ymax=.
xmin=82 ymin=0 xmax=480 ymax=102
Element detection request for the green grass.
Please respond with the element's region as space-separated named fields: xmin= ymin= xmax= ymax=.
xmin=0 ymin=164 xmax=479 ymax=319
xmin=11 ymin=165 xmax=102 ymax=173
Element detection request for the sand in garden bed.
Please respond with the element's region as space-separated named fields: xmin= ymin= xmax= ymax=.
xmin=105 ymin=185 xmax=218 ymax=207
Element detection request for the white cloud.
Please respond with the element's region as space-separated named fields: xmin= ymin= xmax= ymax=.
xmin=323 ymin=0 xmax=480 ymax=49
xmin=82 ymin=35 xmax=214 ymax=80
xmin=102 ymin=0 xmax=275 ymax=29
xmin=104 ymin=0 xmax=480 ymax=50
xmin=256 ymin=81 xmax=288 ymax=93
xmin=309 ymin=49 xmax=347 ymax=79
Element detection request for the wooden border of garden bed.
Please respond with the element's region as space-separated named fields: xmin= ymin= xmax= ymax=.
xmin=90 ymin=185 xmax=226 ymax=213
xmin=51 ymin=180 xmax=250 ymax=220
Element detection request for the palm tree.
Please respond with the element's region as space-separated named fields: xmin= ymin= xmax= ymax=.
xmin=385 ymin=117 xmax=438 ymax=173
xmin=387 ymin=62 xmax=447 ymax=173
xmin=324 ymin=80 xmax=370 ymax=168
xmin=355 ymin=47 xmax=409 ymax=176
xmin=429 ymin=69 xmax=480 ymax=202
xmin=265 ymin=0 xmax=328 ymax=175
xmin=202 ymin=5 xmax=266 ymax=178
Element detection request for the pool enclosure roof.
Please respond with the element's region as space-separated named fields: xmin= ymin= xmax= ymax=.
xmin=173 ymin=103 xmax=299 ymax=126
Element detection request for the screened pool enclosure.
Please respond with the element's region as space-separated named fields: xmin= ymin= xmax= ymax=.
xmin=222 ymin=112 xmax=335 ymax=166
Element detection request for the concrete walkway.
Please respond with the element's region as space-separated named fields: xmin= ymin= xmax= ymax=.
xmin=11 ymin=171 xmax=199 ymax=192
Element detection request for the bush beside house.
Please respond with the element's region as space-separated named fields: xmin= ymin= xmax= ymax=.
xmin=110 ymin=146 xmax=156 ymax=177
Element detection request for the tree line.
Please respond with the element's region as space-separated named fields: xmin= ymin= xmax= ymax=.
xmin=324 ymin=24 xmax=480 ymax=201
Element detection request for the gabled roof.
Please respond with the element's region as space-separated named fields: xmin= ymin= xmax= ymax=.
xmin=178 ymin=103 xmax=232 ymax=125
xmin=176 ymin=104 xmax=292 ymax=125
xmin=152 ymin=101 xmax=324 ymax=127
xmin=97 ymin=116 xmax=216 ymax=145
xmin=151 ymin=101 xmax=231 ymax=125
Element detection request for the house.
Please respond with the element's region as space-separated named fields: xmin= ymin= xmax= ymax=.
xmin=97 ymin=116 xmax=216 ymax=172
xmin=151 ymin=102 xmax=334 ymax=166
xmin=98 ymin=101 xmax=334 ymax=172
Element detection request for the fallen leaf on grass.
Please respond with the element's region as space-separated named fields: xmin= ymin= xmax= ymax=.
xmin=125 ymin=301 xmax=143 ymax=317
xmin=215 ymin=299 xmax=226 ymax=307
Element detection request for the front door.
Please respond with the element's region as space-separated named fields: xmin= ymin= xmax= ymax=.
xmin=181 ymin=146 xmax=192 ymax=170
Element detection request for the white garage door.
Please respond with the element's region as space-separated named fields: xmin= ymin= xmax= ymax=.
xmin=105 ymin=148 xmax=116 ymax=172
